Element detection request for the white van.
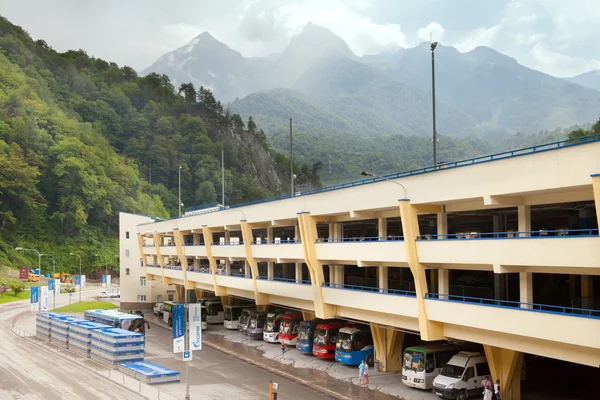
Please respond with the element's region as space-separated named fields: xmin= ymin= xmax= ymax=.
xmin=432 ymin=351 xmax=491 ymax=400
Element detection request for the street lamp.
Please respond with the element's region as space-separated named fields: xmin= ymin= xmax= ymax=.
xmin=15 ymin=247 xmax=42 ymax=313
xmin=431 ymin=41 xmax=438 ymax=166
xmin=94 ymin=254 xmax=109 ymax=287
xmin=361 ymin=171 xmax=407 ymax=199
xmin=179 ymin=166 xmax=183 ymax=217
xmin=69 ymin=253 xmax=82 ymax=303
xmin=159 ymin=232 xmax=190 ymax=400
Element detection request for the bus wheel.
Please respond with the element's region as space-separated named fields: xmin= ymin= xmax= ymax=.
xmin=456 ymin=390 xmax=467 ymax=400
xmin=366 ymin=354 xmax=375 ymax=368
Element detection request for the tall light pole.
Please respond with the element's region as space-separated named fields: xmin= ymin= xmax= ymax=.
xmin=41 ymin=254 xmax=56 ymax=310
xmin=159 ymin=232 xmax=190 ymax=400
xmin=431 ymin=41 xmax=438 ymax=166
xmin=69 ymin=253 xmax=82 ymax=303
xmin=94 ymin=254 xmax=109 ymax=287
xmin=179 ymin=165 xmax=183 ymax=217
xmin=15 ymin=247 xmax=42 ymax=313
xmin=290 ymin=117 xmax=294 ymax=196
xmin=221 ymin=150 xmax=225 ymax=207
xmin=361 ymin=171 xmax=407 ymax=199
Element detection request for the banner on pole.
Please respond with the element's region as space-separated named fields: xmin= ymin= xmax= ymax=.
xmin=172 ymin=304 xmax=185 ymax=353
xmin=106 ymin=274 xmax=111 ymax=288
xmin=75 ymin=275 xmax=81 ymax=290
xmin=48 ymin=279 xmax=54 ymax=292
xmin=54 ymin=279 xmax=61 ymax=295
xmin=30 ymin=286 xmax=39 ymax=311
xmin=101 ymin=275 xmax=107 ymax=288
xmin=41 ymin=286 xmax=49 ymax=311
xmin=189 ymin=303 xmax=202 ymax=351
xmin=81 ymin=275 xmax=86 ymax=289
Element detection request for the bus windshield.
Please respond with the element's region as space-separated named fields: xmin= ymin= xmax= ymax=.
xmin=207 ymin=302 xmax=223 ymax=316
xmin=265 ymin=315 xmax=278 ymax=332
xmin=336 ymin=332 xmax=352 ymax=352
xmin=280 ymin=320 xmax=292 ymax=335
xmin=441 ymin=364 xmax=465 ymax=379
xmin=314 ymin=328 xmax=327 ymax=346
xmin=239 ymin=310 xmax=251 ymax=324
xmin=297 ymin=325 xmax=311 ymax=341
xmin=224 ymin=308 xmax=234 ymax=321
xmin=404 ymin=350 xmax=425 ymax=371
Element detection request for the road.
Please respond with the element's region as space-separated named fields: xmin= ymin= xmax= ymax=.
xmin=0 ymin=288 xmax=144 ymax=400
xmin=144 ymin=320 xmax=333 ymax=399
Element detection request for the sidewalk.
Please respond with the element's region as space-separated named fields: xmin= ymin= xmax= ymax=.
xmin=149 ymin=315 xmax=437 ymax=400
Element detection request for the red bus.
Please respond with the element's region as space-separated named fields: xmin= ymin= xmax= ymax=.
xmin=278 ymin=312 xmax=304 ymax=345
xmin=312 ymin=321 xmax=353 ymax=359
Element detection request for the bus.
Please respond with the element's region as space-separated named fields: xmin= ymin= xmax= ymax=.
xmin=163 ymin=301 xmax=182 ymax=326
xmin=278 ymin=312 xmax=304 ymax=345
xmin=246 ymin=311 xmax=268 ymax=339
xmin=312 ymin=321 xmax=352 ymax=359
xmin=334 ymin=326 xmax=374 ymax=366
xmin=238 ymin=308 xmax=254 ymax=333
xmin=263 ymin=312 xmax=284 ymax=343
xmin=296 ymin=319 xmax=322 ymax=353
xmin=402 ymin=342 xmax=477 ymax=390
xmin=84 ymin=309 xmax=149 ymax=334
xmin=205 ymin=299 xmax=224 ymax=324
xmin=224 ymin=305 xmax=251 ymax=329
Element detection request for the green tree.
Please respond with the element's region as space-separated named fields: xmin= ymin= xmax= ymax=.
xmin=8 ymin=282 xmax=23 ymax=296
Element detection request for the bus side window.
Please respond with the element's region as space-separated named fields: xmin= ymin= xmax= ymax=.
xmin=435 ymin=352 xmax=452 ymax=369
xmin=425 ymin=355 xmax=435 ymax=373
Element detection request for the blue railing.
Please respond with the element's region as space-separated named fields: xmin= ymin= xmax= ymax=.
xmin=188 ymin=269 xmax=211 ymax=274
xmin=185 ymin=243 xmax=205 ymax=246
xmin=138 ymin=134 xmax=600 ymax=226
xmin=226 ymin=272 xmax=252 ymax=278
xmin=212 ymin=242 xmax=243 ymax=246
xmin=252 ymin=239 xmax=300 ymax=244
xmin=418 ymin=228 xmax=599 ymax=240
xmin=164 ymin=265 xmax=182 ymax=271
xmin=257 ymin=276 xmax=312 ymax=285
xmin=146 ymin=264 xmax=160 ymax=268
xmin=319 ymin=236 xmax=404 ymax=243
xmin=160 ymin=243 xmax=176 ymax=247
xmin=322 ymin=282 xmax=416 ymax=297
xmin=185 ymin=201 xmax=221 ymax=213
xmin=425 ymin=293 xmax=600 ymax=319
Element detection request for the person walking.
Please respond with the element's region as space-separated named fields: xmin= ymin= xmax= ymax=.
xmin=483 ymin=385 xmax=494 ymax=400
xmin=280 ymin=342 xmax=286 ymax=359
xmin=494 ymin=379 xmax=501 ymax=400
xmin=358 ymin=360 xmax=366 ymax=384
xmin=363 ymin=361 xmax=369 ymax=384
xmin=481 ymin=376 xmax=492 ymax=390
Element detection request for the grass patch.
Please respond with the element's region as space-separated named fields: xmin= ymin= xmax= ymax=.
xmin=0 ymin=290 xmax=30 ymax=304
xmin=53 ymin=301 xmax=117 ymax=312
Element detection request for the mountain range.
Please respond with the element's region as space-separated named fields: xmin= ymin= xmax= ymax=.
xmin=142 ymin=24 xmax=600 ymax=141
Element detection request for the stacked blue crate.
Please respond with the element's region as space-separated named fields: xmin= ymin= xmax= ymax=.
xmin=67 ymin=320 xmax=110 ymax=357
xmin=35 ymin=312 xmax=64 ymax=341
xmin=118 ymin=361 xmax=180 ymax=384
xmin=90 ymin=328 xmax=145 ymax=365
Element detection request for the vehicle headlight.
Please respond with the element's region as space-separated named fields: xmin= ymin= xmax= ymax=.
xmin=446 ymin=383 xmax=454 ymax=389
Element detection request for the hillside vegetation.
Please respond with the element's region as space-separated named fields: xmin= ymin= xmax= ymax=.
xmin=0 ymin=16 xmax=318 ymax=272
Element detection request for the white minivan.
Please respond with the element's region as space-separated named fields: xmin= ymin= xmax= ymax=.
xmin=432 ymin=351 xmax=491 ymax=400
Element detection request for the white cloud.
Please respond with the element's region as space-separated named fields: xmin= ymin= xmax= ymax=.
xmin=416 ymin=22 xmax=445 ymax=43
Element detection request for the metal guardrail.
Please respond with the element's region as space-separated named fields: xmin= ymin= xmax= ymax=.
xmin=252 ymin=239 xmax=300 ymax=244
xmin=318 ymin=236 xmax=404 ymax=243
xmin=212 ymin=242 xmax=244 ymax=246
xmin=418 ymin=228 xmax=599 ymax=240
xmin=256 ymin=276 xmax=312 ymax=285
xmin=322 ymin=282 xmax=416 ymax=297
xmin=225 ymin=273 xmax=252 ymax=279
xmin=425 ymin=293 xmax=600 ymax=319
xmin=138 ymin=134 xmax=600 ymax=226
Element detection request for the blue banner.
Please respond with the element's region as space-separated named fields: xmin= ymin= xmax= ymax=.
xmin=48 ymin=279 xmax=54 ymax=292
xmin=30 ymin=286 xmax=39 ymax=304
xmin=173 ymin=304 xmax=185 ymax=340
xmin=75 ymin=275 xmax=81 ymax=285
xmin=101 ymin=275 xmax=106 ymax=284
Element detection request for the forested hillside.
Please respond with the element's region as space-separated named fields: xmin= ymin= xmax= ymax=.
xmin=0 ymin=16 xmax=318 ymax=271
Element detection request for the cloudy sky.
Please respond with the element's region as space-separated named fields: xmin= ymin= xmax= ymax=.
xmin=1 ymin=0 xmax=599 ymax=77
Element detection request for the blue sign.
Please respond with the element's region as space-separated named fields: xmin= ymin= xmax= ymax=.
xmin=75 ymin=275 xmax=81 ymax=286
xmin=101 ymin=275 xmax=106 ymax=284
xmin=183 ymin=351 xmax=191 ymax=361
xmin=172 ymin=304 xmax=185 ymax=340
xmin=48 ymin=279 xmax=54 ymax=291
xmin=30 ymin=286 xmax=39 ymax=304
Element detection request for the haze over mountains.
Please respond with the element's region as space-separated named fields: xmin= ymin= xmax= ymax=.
xmin=142 ymin=23 xmax=600 ymax=140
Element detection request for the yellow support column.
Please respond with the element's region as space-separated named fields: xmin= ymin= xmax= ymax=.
xmin=302 ymin=310 xmax=316 ymax=321
xmin=137 ymin=233 xmax=150 ymax=279
xmin=201 ymin=225 xmax=227 ymax=296
xmin=175 ymin=285 xmax=184 ymax=302
xmin=399 ymin=200 xmax=444 ymax=341
xmin=483 ymin=345 xmax=524 ymax=400
xmin=370 ymin=323 xmax=404 ymax=372
xmin=173 ymin=229 xmax=186 ymax=272
xmin=153 ymin=233 xmax=170 ymax=285
xmin=240 ymin=221 xmax=269 ymax=306
xmin=298 ymin=212 xmax=334 ymax=319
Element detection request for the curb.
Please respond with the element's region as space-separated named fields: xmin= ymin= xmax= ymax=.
xmin=149 ymin=320 xmax=352 ymax=400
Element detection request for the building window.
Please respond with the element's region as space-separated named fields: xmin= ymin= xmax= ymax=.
xmin=125 ymin=249 xmax=130 ymax=258
xmin=137 ymin=295 xmax=146 ymax=302
xmin=140 ymin=258 xmax=143 ymax=267
xmin=126 ymin=231 xmax=130 ymax=239
xmin=126 ymin=268 xmax=130 ymax=276
xmin=140 ymin=277 xmax=147 ymax=287
xmin=168 ymin=294 xmax=174 ymax=301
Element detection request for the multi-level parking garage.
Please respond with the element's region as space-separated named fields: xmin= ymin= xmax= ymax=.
xmin=120 ymin=135 xmax=600 ymax=399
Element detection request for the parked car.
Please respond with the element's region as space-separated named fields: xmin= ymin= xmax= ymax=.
xmin=99 ymin=291 xmax=109 ymax=298
xmin=432 ymin=351 xmax=490 ymax=400
xmin=153 ymin=302 xmax=164 ymax=316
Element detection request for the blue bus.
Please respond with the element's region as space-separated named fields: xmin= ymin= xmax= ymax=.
xmin=334 ymin=326 xmax=374 ymax=366
xmin=296 ymin=319 xmax=321 ymax=353
xmin=84 ymin=309 xmax=148 ymax=334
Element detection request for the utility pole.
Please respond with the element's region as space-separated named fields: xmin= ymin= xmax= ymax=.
xmin=290 ymin=117 xmax=294 ymax=196
xmin=178 ymin=166 xmax=182 ymax=217
xmin=221 ymin=149 xmax=225 ymax=207
xmin=431 ymin=41 xmax=438 ymax=166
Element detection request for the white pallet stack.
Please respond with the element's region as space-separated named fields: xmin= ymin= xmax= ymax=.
xmin=50 ymin=317 xmax=86 ymax=349
xmin=35 ymin=312 xmax=66 ymax=341
xmin=67 ymin=321 xmax=111 ymax=357
xmin=90 ymin=328 xmax=145 ymax=365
